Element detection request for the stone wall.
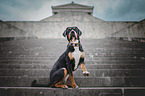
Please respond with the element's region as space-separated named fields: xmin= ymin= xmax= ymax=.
xmin=6 ymin=12 xmax=139 ymax=39
xmin=0 ymin=20 xmax=34 ymax=38
xmin=109 ymin=19 xmax=145 ymax=38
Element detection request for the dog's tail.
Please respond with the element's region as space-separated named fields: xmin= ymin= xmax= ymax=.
xmin=31 ymin=80 xmax=51 ymax=87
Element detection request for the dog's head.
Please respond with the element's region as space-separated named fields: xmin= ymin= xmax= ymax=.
xmin=63 ymin=27 xmax=82 ymax=42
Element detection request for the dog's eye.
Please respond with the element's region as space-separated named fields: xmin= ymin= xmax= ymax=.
xmin=69 ymin=28 xmax=71 ymax=30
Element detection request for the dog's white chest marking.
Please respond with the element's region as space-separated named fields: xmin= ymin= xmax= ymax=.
xmin=72 ymin=47 xmax=81 ymax=70
xmin=65 ymin=47 xmax=81 ymax=83
xmin=70 ymin=39 xmax=82 ymax=70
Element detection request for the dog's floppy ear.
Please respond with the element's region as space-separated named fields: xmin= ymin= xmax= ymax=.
xmin=62 ymin=28 xmax=68 ymax=37
xmin=76 ymin=27 xmax=82 ymax=36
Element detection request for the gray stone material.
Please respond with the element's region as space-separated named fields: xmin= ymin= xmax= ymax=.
xmin=0 ymin=64 xmax=145 ymax=70
xmin=0 ymin=69 xmax=145 ymax=77
xmin=52 ymin=2 xmax=94 ymax=15
xmin=0 ymin=87 xmax=145 ymax=96
xmin=1 ymin=76 xmax=145 ymax=87
xmin=0 ymin=2 xmax=145 ymax=95
xmin=0 ymin=2 xmax=144 ymax=39
xmin=109 ymin=19 xmax=145 ymax=38
xmin=0 ymin=38 xmax=145 ymax=95
xmin=0 ymin=21 xmax=34 ymax=38
xmin=6 ymin=12 xmax=137 ymax=38
xmin=0 ymin=87 xmax=123 ymax=96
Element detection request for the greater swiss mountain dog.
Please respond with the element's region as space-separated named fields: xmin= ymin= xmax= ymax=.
xmin=31 ymin=27 xmax=89 ymax=88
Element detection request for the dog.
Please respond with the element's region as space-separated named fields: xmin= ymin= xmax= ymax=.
xmin=31 ymin=27 xmax=89 ymax=88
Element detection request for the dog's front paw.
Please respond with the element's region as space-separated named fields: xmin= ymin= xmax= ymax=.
xmin=62 ymin=85 xmax=68 ymax=89
xmin=83 ymin=71 xmax=90 ymax=76
xmin=74 ymin=85 xmax=79 ymax=89
xmin=73 ymin=85 xmax=79 ymax=89
xmin=71 ymin=83 xmax=79 ymax=88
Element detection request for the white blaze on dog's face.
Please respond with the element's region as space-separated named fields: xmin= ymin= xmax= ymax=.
xmin=68 ymin=29 xmax=78 ymax=42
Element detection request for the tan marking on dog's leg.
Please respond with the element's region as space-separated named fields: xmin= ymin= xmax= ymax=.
xmin=68 ymin=52 xmax=74 ymax=60
xmin=80 ymin=52 xmax=86 ymax=71
xmin=80 ymin=63 xmax=90 ymax=76
xmin=62 ymin=68 xmax=68 ymax=80
xmin=81 ymin=52 xmax=85 ymax=58
xmin=65 ymin=75 xmax=72 ymax=87
xmin=55 ymin=68 xmax=68 ymax=88
xmin=80 ymin=52 xmax=89 ymax=76
xmin=65 ymin=75 xmax=69 ymax=84
xmin=68 ymin=52 xmax=78 ymax=88
xmin=69 ymin=74 xmax=78 ymax=88
xmin=80 ymin=64 xmax=90 ymax=76
xmin=80 ymin=63 xmax=87 ymax=72
xmin=65 ymin=75 xmax=69 ymax=83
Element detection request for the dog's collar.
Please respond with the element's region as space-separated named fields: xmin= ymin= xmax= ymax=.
xmin=69 ymin=43 xmax=80 ymax=47
xmin=69 ymin=39 xmax=80 ymax=47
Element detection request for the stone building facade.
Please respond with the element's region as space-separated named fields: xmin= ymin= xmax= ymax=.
xmin=0 ymin=2 xmax=145 ymax=39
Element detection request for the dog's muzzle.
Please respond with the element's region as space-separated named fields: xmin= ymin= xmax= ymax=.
xmin=69 ymin=30 xmax=78 ymax=40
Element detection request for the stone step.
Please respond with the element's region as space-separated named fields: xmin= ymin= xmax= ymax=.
xmin=1 ymin=48 xmax=144 ymax=54
xmin=1 ymin=48 xmax=144 ymax=53
xmin=1 ymin=40 xmax=143 ymax=49
xmin=1 ymin=62 xmax=144 ymax=66
xmin=0 ymin=38 xmax=143 ymax=44
xmin=1 ymin=51 xmax=145 ymax=56
xmin=0 ymin=54 xmax=144 ymax=59
xmin=0 ymin=38 xmax=145 ymax=92
xmin=1 ymin=48 xmax=145 ymax=53
xmin=1 ymin=46 xmax=144 ymax=51
xmin=0 ymin=76 xmax=145 ymax=87
xmin=0 ymin=59 xmax=144 ymax=64
xmin=0 ymin=69 xmax=145 ymax=77
xmin=0 ymin=64 xmax=145 ymax=70
xmin=1 ymin=47 xmax=144 ymax=51
xmin=0 ymin=56 xmax=144 ymax=60
xmin=0 ymin=87 xmax=145 ymax=96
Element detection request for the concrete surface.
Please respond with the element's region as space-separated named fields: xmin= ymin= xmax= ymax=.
xmin=0 ymin=38 xmax=145 ymax=96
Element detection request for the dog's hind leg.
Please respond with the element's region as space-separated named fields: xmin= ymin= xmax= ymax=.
xmin=53 ymin=68 xmax=68 ymax=88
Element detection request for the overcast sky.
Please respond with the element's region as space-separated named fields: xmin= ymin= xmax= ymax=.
xmin=0 ymin=0 xmax=145 ymax=21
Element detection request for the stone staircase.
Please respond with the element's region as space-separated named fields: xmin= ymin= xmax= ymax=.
xmin=0 ymin=38 xmax=145 ymax=96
